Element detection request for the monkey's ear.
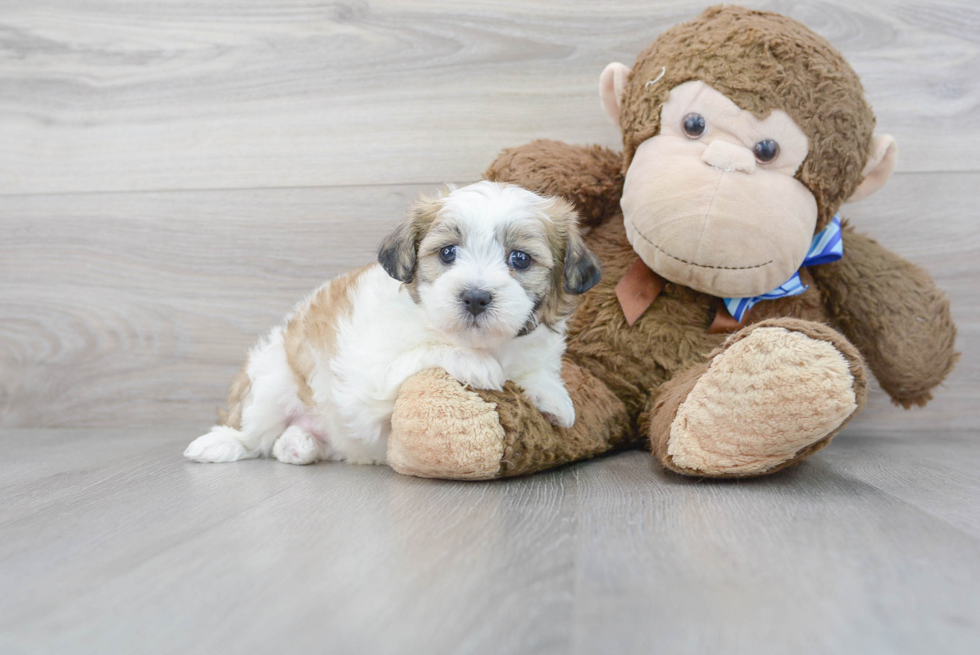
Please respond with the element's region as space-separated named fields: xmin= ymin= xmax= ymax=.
xmin=599 ymin=62 xmax=632 ymax=126
xmin=846 ymin=135 xmax=898 ymax=203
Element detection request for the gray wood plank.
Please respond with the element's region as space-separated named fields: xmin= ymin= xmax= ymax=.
xmin=0 ymin=428 xmax=190 ymax=524
xmin=822 ymin=431 xmax=980 ymax=539
xmin=0 ymin=429 xmax=577 ymax=655
xmin=570 ymin=447 xmax=980 ymax=655
xmin=1 ymin=0 xmax=977 ymax=195
xmin=0 ymin=184 xmax=425 ymax=427
xmin=2 ymin=172 xmax=975 ymax=430
xmin=1 ymin=428 xmax=978 ymax=655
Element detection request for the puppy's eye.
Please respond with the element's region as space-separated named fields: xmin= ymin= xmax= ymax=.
xmin=439 ymin=245 xmax=457 ymax=264
xmin=508 ymin=250 xmax=531 ymax=270
xmin=682 ymin=113 xmax=706 ymax=139
xmin=753 ymin=139 xmax=780 ymax=163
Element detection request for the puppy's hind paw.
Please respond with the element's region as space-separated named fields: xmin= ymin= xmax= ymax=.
xmin=184 ymin=426 xmax=252 ymax=463
xmin=272 ymin=426 xmax=321 ymax=465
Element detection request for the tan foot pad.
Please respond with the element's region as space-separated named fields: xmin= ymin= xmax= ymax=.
xmin=668 ymin=327 xmax=858 ymax=476
xmin=388 ymin=369 xmax=505 ymax=480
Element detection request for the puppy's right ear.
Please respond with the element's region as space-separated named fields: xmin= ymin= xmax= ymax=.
xmin=378 ymin=195 xmax=442 ymax=282
xmin=378 ymin=220 xmax=417 ymax=282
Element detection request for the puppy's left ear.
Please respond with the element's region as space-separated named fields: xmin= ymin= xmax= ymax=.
xmin=564 ymin=230 xmax=602 ymax=295
xmin=544 ymin=198 xmax=601 ymax=294
xmin=378 ymin=195 xmax=442 ymax=282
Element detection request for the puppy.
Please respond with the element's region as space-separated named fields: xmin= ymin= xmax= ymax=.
xmin=184 ymin=181 xmax=601 ymax=466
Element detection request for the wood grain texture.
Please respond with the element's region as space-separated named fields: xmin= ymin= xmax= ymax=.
xmin=3 ymin=2 xmax=978 ymax=652
xmin=1 ymin=0 xmax=977 ymax=429
xmin=572 ymin=443 xmax=980 ymax=655
xmin=0 ymin=184 xmax=424 ymax=427
xmin=1 ymin=0 xmax=978 ymax=195
xmin=1 ymin=429 xmax=978 ymax=654
xmin=2 ymin=172 xmax=976 ymax=429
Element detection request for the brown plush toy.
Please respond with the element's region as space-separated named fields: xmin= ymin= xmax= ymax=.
xmin=385 ymin=5 xmax=958 ymax=480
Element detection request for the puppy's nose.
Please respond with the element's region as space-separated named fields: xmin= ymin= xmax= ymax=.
xmin=461 ymin=289 xmax=492 ymax=316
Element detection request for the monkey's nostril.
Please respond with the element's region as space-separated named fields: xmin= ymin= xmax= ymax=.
xmin=461 ymin=289 xmax=492 ymax=316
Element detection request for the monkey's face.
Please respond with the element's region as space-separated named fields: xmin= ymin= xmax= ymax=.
xmin=620 ymin=81 xmax=817 ymax=298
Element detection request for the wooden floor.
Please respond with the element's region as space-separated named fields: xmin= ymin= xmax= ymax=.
xmin=1 ymin=427 xmax=979 ymax=655
xmin=3 ymin=1 xmax=979 ymax=652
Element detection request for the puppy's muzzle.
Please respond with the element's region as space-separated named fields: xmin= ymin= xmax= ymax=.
xmin=461 ymin=289 xmax=493 ymax=317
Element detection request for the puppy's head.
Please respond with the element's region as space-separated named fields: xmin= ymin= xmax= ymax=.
xmin=378 ymin=181 xmax=601 ymax=347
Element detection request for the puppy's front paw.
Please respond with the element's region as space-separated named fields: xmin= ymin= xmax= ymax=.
xmin=184 ymin=426 xmax=250 ymax=463
xmin=522 ymin=379 xmax=576 ymax=428
xmin=443 ymin=351 xmax=506 ymax=391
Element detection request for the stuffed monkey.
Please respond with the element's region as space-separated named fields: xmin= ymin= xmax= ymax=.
xmin=386 ymin=6 xmax=958 ymax=479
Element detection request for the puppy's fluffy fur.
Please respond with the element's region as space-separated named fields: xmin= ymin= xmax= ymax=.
xmin=185 ymin=182 xmax=601 ymax=466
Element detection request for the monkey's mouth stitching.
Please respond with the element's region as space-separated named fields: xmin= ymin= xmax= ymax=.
xmin=629 ymin=222 xmax=773 ymax=271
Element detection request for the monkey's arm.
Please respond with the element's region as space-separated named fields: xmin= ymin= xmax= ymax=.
xmin=484 ymin=140 xmax=623 ymax=227
xmin=812 ymin=226 xmax=958 ymax=407
xmin=387 ymin=361 xmax=634 ymax=480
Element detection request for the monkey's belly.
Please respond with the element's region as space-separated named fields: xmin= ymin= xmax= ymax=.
xmin=566 ymin=280 xmax=720 ymax=418
xmin=565 ymin=214 xmax=830 ymax=419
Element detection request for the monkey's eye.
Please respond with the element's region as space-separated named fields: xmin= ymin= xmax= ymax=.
xmin=508 ymin=250 xmax=532 ymax=270
xmin=753 ymin=139 xmax=780 ymax=163
xmin=682 ymin=113 xmax=706 ymax=139
xmin=439 ymin=245 xmax=458 ymax=264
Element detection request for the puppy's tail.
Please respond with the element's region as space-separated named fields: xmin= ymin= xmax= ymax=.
xmin=217 ymin=363 xmax=251 ymax=429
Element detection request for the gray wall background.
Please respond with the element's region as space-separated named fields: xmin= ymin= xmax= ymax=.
xmin=1 ymin=0 xmax=976 ymax=431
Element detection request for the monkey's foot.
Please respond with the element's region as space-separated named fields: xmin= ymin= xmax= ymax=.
xmin=388 ymin=369 xmax=506 ymax=480
xmin=651 ymin=319 xmax=868 ymax=477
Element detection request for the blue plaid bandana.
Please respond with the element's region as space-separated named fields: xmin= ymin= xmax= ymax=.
xmin=723 ymin=215 xmax=843 ymax=322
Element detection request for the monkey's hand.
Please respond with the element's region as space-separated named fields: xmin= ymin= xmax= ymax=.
xmin=484 ymin=140 xmax=623 ymax=227
xmin=812 ymin=225 xmax=958 ymax=407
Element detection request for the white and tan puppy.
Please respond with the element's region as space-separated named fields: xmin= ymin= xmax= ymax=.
xmin=184 ymin=181 xmax=601 ymax=466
